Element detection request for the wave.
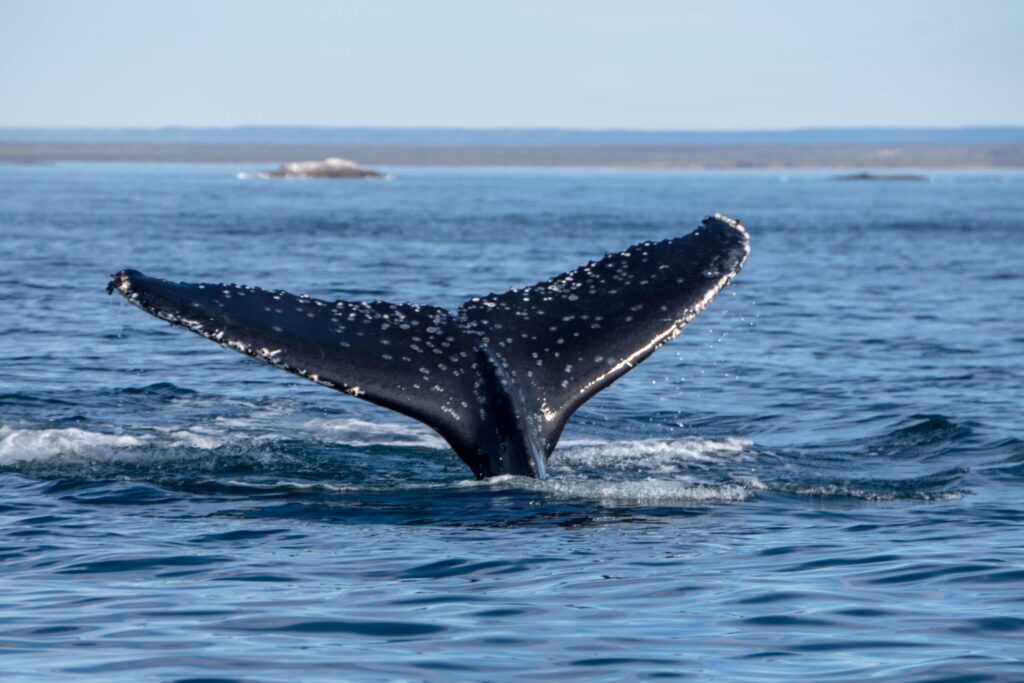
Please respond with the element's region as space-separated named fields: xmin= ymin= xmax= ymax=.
xmin=0 ymin=422 xmax=747 ymax=472
xmin=306 ymin=417 xmax=446 ymax=449
xmin=0 ymin=418 xmax=447 ymax=462
xmin=555 ymin=436 xmax=752 ymax=473
xmin=475 ymin=475 xmax=753 ymax=504
xmin=0 ymin=422 xmax=969 ymax=504
xmin=746 ymin=478 xmax=964 ymax=502
xmin=0 ymin=424 xmax=240 ymax=466
xmin=0 ymin=426 xmax=145 ymax=462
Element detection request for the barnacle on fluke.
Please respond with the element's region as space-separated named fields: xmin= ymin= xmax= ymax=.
xmin=108 ymin=214 xmax=749 ymax=479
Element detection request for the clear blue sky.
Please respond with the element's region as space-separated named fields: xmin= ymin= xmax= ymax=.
xmin=1 ymin=0 xmax=1021 ymax=129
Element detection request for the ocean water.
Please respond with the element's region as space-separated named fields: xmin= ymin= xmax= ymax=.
xmin=1 ymin=163 xmax=1023 ymax=681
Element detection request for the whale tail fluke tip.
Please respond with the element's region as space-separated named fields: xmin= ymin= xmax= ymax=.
xmin=107 ymin=270 xmax=132 ymax=295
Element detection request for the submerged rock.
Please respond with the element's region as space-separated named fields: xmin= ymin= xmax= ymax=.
xmin=267 ymin=157 xmax=383 ymax=178
xmin=834 ymin=172 xmax=927 ymax=182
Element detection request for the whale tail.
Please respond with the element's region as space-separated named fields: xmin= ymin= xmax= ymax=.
xmin=108 ymin=214 xmax=749 ymax=478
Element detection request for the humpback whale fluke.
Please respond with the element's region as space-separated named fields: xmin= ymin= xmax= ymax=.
xmin=107 ymin=214 xmax=749 ymax=479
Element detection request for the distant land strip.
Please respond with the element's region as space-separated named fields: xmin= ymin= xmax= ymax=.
xmin=2 ymin=126 xmax=1023 ymax=145
xmin=2 ymin=143 xmax=1024 ymax=168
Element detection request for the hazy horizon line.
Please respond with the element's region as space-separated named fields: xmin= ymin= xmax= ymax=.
xmin=4 ymin=124 xmax=1023 ymax=132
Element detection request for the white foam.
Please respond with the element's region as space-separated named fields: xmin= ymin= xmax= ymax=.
xmin=218 ymin=478 xmax=363 ymax=493
xmin=0 ymin=415 xmax=451 ymax=466
xmin=0 ymin=424 xmax=227 ymax=463
xmin=470 ymin=474 xmax=752 ymax=504
xmin=0 ymin=426 xmax=144 ymax=463
xmin=481 ymin=435 xmax=758 ymax=503
xmin=307 ymin=417 xmax=447 ymax=449
xmin=165 ymin=429 xmax=224 ymax=450
xmin=0 ymin=424 xmax=954 ymax=503
xmin=743 ymin=478 xmax=964 ymax=502
xmin=553 ymin=436 xmax=752 ymax=473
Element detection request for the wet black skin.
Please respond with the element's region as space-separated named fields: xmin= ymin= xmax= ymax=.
xmin=108 ymin=215 xmax=750 ymax=479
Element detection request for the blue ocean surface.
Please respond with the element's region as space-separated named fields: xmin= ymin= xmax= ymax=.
xmin=1 ymin=163 xmax=1023 ymax=681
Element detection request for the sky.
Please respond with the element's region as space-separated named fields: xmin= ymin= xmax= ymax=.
xmin=0 ymin=0 xmax=1021 ymax=130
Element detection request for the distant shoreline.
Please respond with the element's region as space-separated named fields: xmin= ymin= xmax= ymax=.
xmin=1 ymin=142 xmax=1023 ymax=168
xmin=3 ymin=125 xmax=1023 ymax=146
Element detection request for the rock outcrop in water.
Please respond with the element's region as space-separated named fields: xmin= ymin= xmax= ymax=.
xmin=267 ymin=157 xmax=383 ymax=178
xmin=834 ymin=172 xmax=927 ymax=181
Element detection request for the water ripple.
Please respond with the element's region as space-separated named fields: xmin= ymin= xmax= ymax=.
xmin=1 ymin=166 xmax=1022 ymax=680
